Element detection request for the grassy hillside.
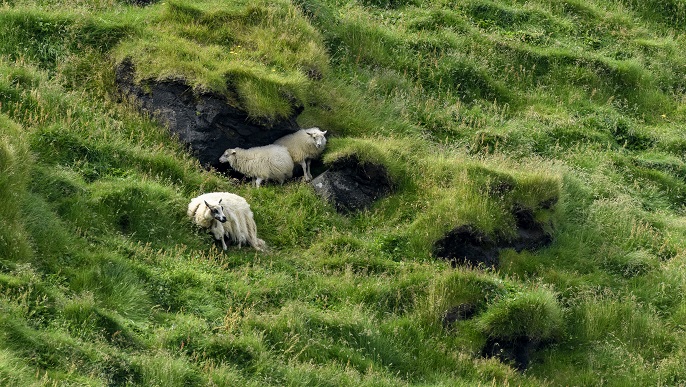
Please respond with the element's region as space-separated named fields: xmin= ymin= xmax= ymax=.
xmin=0 ymin=0 xmax=685 ymax=385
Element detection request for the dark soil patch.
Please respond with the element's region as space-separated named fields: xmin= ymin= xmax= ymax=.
xmin=481 ymin=336 xmax=539 ymax=371
xmin=509 ymin=205 xmax=552 ymax=252
xmin=433 ymin=201 xmax=555 ymax=269
xmin=441 ymin=303 xmax=478 ymax=328
xmin=433 ymin=225 xmax=500 ymax=268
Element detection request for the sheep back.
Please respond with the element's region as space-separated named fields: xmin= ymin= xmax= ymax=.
xmin=188 ymin=192 xmax=265 ymax=251
xmin=220 ymin=144 xmax=294 ymax=183
xmin=187 ymin=195 xmax=214 ymax=229
xmin=274 ymin=128 xmax=327 ymax=164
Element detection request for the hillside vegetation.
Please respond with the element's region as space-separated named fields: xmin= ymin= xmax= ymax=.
xmin=0 ymin=0 xmax=685 ymax=385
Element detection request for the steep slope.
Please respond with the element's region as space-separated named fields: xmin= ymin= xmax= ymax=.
xmin=0 ymin=0 xmax=685 ymax=385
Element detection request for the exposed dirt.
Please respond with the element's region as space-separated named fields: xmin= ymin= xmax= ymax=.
xmin=433 ymin=202 xmax=555 ymax=269
xmin=481 ymin=336 xmax=539 ymax=371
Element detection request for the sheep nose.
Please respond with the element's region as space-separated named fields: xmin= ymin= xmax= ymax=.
xmin=219 ymin=217 xmax=227 ymax=223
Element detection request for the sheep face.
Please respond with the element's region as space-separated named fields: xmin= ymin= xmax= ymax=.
xmin=204 ymin=199 xmax=227 ymax=223
xmin=218 ymin=148 xmax=237 ymax=166
xmin=306 ymin=128 xmax=327 ymax=150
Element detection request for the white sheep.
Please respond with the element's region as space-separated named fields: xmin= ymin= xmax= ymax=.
xmin=219 ymin=144 xmax=293 ymax=188
xmin=187 ymin=192 xmax=266 ymax=251
xmin=274 ymin=127 xmax=327 ymax=181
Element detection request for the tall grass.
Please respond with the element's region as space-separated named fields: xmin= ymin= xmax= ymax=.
xmin=111 ymin=0 xmax=329 ymax=121
xmin=0 ymin=0 xmax=685 ymax=385
xmin=0 ymin=114 xmax=33 ymax=263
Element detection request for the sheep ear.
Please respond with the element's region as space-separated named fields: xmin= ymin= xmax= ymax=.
xmin=218 ymin=199 xmax=222 ymax=204
xmin=204 ymin=200 xmax=211 ymax=208
xmin=322 ymin=131 xmax=327 ymax=135
xmin=231 ymin=150 xmax=237 ymax=154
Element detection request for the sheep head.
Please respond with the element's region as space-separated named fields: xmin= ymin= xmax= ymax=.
xmin=218 ymin=148 xmax=239 ymax=166
xmin=204 ymin=199 xmax=227 ymax=223
xmin=306 ymin=127 xmax=327 ymax=150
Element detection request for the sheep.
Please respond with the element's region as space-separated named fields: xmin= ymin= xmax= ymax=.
xmin=187 ymin=192 xmax=266 ymax=251
xmin=274 ymin=127 xmax=328 ymax=181
xmin=219 ymin=144 xmax=293 ymax=188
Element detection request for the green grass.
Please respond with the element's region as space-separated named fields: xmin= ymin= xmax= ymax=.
xmin=0 ymin=0 xmax=685 ymax=385
xmin=110 ymin=0 xmax=328 ymax=121
xmin=476 ymin=285 xmax=564 ymax=341
xmin=0 ymin=114 xmax=33 ymax=263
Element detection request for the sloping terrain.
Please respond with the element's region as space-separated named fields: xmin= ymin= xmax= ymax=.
xmin=0 ymin=0 xmax=685 ymax=385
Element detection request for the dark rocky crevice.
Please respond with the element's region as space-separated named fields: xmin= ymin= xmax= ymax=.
xmin=433 ymin=225 xmax=500 ymax=269
xmin=115 ymin=58 xmax=303 ymax=171
xmin=311 ymin=155 xmax=393 ymax=213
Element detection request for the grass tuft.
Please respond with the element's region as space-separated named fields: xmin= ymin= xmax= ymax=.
xmin=476 ymin=285 xmax=564 ymax=341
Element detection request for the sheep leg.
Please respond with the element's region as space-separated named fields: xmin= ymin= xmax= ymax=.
xmin=306 ymin=159 xmax=312 ymax=180
xmin=211 ymin=222 xmax=227 ymax=250
xmin=301 ymin=160 xmax=310 ymax=181
xmin=254 ymin=177 xmax=263 ymax=188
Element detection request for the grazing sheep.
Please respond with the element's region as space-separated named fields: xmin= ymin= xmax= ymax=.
xmin=187 ymin=192 xmax=266 ymax=251
xmin=219 ymin=144 xmax=293 ymax=188
xmin=275 ymin=127 xmax=328 ymax=181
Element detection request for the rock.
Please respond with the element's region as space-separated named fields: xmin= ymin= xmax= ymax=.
xmin=433 ymin=225 xmax=500 ymax=268
xmin=115 ymin=59 xmax=303 ymax=170
xmin=311 ymin=155 xmax=393 ymax=213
